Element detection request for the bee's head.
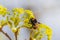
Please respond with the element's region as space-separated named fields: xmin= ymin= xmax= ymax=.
xmin=29 ymin=18 xmax=40 ymax=29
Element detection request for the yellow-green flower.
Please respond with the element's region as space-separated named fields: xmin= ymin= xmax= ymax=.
xmin=33 ymin=39 xmax=36 ymax=40
xmin=18 ymin=8 xmax=24 ymax=13
xmin=24 ymin=19 xmax=29 ymax=23
xmin=0 ymin=25 xmax=2 ymax=28
xmin=1 ymin=20 xmax=7 ymax=26
xmin=12 ymin=27 xmax=17 ymax=33
xmin=45 ymin=28 xmax=52 ymax=36
xmin=0 ymin=5 xmax=8 ymax=16
xmin=25 ymin=10 xmax=33 ymax=15
xmin=25 ymin=10 xmax=35 ymax=19
xmin=29 ymin=15 xmax=35 ymax=19
xmin=23 ymin=23 xmax=32 ymax=28
xmin=13 ymin=8 xmax=24 ymax=15
xmin=10 ymin=16 xmax=20 ymax=27
xmin=12 ymin=8 xmax=19 ymax=12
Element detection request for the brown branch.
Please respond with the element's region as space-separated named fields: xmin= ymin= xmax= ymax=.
xmin=14 ymin=27 xmax=20 ymax=40
xmin=30 ymin=37 xmax=33 ymax=40
xmin=0 ymin=28 xmax=12 ymax=40
xmin=15 ymin=32 xmax=17 ymax=40
xmin=0 ymin=23 xmax=12 ymax=40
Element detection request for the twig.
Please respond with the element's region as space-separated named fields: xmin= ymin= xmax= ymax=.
xmin=14 ymin=27 xmax=20 ymax=40
xmin=0 ymin=28 xmax=11 ymax=40
xmin=15 ymin=32 xmax=17 ymax=40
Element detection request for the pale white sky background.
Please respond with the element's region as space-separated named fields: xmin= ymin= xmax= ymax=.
xmin=0 ymin=0 xmax=60 ymax=40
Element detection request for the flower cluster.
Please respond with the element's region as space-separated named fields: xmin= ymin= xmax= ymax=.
xmin=30 ymin=24 xmax=52 ymax=40
xmin=25 ymin=10 xmax=35 ymax=19
xmin=0 ymin=5 xmax=52 ymax=40
xmin=12 ymin=8 xmax=24 ymax=16
xmin=0 ymin=5 xmax=9 ymax=16
xmin=0 ymin=5 xmax=8 ymax=28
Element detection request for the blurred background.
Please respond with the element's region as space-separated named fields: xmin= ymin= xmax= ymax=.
xmin=0 ymin=0 xmax=60 ymax=40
